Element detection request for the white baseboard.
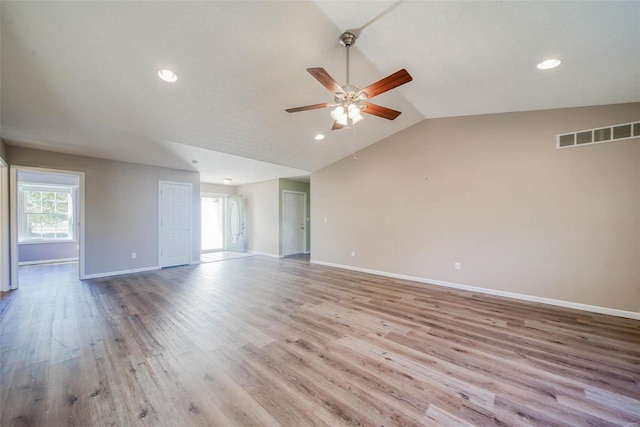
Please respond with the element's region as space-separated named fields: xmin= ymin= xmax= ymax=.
xmin=310 ymin=260 xmax=640 ymax=320
xmin=19 ymin=257 xmax=78 ymax=266
xmin=81 ymin=265 xmax=160 ymax=280
xmin=249 ymin=250 xmax=283 ymax=258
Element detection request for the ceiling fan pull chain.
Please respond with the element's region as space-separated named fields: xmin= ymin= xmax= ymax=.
xmin=353 ymin=122 xmax=358 ymax=161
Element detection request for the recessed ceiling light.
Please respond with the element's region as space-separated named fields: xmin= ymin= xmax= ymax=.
xmin=157 ymin=69 xmax=177 ymax=82
xmin=222 ymin=178 xmax=232 ymax=185
xmin=314 ymin=134 xmax=325 ymax=141
xmin=536 ymin=59 xmax=562 ymax=70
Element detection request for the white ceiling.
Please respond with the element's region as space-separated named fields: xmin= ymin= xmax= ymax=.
xmin=1 ymin=1 xmax=638 ymax=185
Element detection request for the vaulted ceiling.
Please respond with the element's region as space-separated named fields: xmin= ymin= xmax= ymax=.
xmin=2 ymin=1 xmax=638 ymax=184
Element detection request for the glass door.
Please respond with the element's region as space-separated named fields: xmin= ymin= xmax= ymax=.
xmin=201 ymin=196 xmax=224 ymax=252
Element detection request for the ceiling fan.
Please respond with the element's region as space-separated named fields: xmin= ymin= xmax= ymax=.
xmin=286 ymin=31 xmax=413 ymax=130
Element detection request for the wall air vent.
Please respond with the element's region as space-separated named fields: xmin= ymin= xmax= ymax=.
xmin=557 ymin=121 xmax=639 ymax=149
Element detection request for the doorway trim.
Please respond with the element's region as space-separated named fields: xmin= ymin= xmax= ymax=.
xmin=0 ymin=159 xmax=9 ymax=292
xmin=9 ymin=165 xmax=86 ymax=288
xmin=281 ymin=190 xmax=307 ymax=257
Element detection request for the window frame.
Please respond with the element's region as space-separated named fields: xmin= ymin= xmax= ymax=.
xmin=18 ymin=183 xmax=77 ymax=244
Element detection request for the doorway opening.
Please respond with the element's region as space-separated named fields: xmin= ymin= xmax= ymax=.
xmin=9 ymin=166 xmax=85 ymax=289
xmin=200 ymin=194 xmax=248 ymax=263
xmin=201 ymin=195 xmax=225 ymax=253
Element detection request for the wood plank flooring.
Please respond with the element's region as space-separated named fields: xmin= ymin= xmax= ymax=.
xmin=1 ymin=257 xmax=639 ymax=426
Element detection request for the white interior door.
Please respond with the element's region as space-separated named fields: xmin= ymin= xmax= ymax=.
xmin=225 ymin=195 xmax=244 ymax=252
xmin=160 ymin=181 xmax=191 ymax=267
xmin=282 ymin=191 xmax=306 ymax=256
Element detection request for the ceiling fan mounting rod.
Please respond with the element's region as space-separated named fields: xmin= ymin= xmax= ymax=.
xmin=339 ymin=31 xmax=356 ymax=87
xmin=346 ymin=45 xmax=350 ymax=86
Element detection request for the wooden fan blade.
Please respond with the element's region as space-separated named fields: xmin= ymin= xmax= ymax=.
xmin=362 ymin=103 xmax=402 ymax=120
xmin=331 ymin=121 xmax=345 ymax=130
xmin=307 ymin=68 xmax=344 ymax=94
xmin=360 ymin=69 xmax=412 ymax=99
xmin=285 ymin=103 xmax=329 ymax=113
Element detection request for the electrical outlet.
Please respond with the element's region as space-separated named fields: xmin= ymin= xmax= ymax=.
xmin=454 ymin=262 xmax=461 ymax=270
xmin=131 ymin=253 xmax=137 ymax=259
xmin=351 ymin=251 xmax=356 ymax=257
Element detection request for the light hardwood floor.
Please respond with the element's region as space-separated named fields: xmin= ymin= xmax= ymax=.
xmin=1 ymin=257 xmax=639 ymax=426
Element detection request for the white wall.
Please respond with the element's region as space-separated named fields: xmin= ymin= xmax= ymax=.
xmin=201 ymin=182 xmax=236 ymax=196
xmin=6 ymin=146 xmax=201 ymax=276
xmin=311 ymin=103 xmax=640 ymax=314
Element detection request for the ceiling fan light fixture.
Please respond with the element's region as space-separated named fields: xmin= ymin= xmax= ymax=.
xmin=536 ymin=59 xmax=561 ymax=70
xmin=331 ymin=106 xmax=346 ymax=121
xmin=157 ymin=69 xmax=177 ymax=82
xmin=347 ymin=104 xmax=362 ymax=120
xmin=284 ymin=31 xmax=412 ymax=131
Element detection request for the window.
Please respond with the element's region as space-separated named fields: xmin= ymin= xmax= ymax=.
xmin=18 ymin=184 xmax=76 ymax=242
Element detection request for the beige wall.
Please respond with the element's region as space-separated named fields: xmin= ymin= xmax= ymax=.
xmin=7 ymin=146 xmax=201 ymax=276
xmin=312 ymin=103 xmax=640 ymax=313
xmin=238 ymin=179 xmax=279 ymax=256
xmin=279 ymin=179 xmax=311 ymax=254
xmin=201 ymin=182 xmax=236 ymax=196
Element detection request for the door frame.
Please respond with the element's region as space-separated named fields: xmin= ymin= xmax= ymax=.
xmin=0 ymin=159 xmax=9 ymax=292
xmin=281 ymin=190 xmax=307 ymax=256
xmin=158 ymin=180 xmax=193 ymax=268
xmin=9 ymin=165 xmax=86 ymax=288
